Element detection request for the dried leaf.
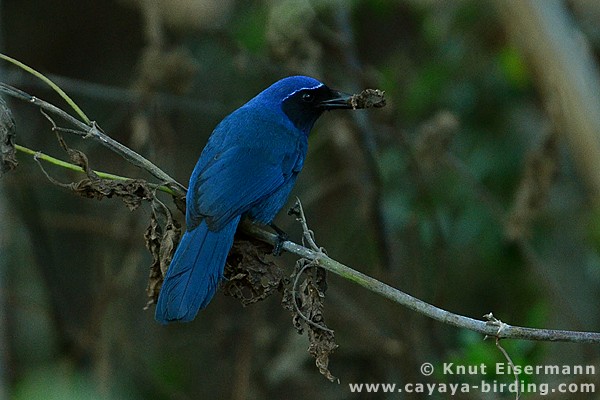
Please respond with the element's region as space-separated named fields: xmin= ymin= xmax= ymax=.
xmin=350 ymin=88 xmax=386 ymax=109
xmin=37 ymin=162 xmax=155 ymax=211
xmin=0 ymin=96 xmax=17 ymax=175
xmin=36 ymin=129 xmax=155 ymax=210
xmin=222 ymin=236 xmax=286 ymax=305
xmin=145 ymin=215 xmax=163 ymax=305
xmin=282 ymin=259 xmax=337 ymax=382
xmin=72 ymin=177 xmax=154 ymax=210
xmin=145 ymin=203 xmax=181 ymax=306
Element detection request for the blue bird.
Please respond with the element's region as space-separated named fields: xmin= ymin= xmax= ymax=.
xmin=155 ymin=76 xmax=354 ymax=324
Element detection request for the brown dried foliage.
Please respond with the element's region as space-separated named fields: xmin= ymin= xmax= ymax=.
xmin=0 ymin=96 xmax=17 ymax=175
xmin=145 ymin=205 xmax=181 ymax=306
xmin=282 ymin=259 xmax=338 ymax=382
xmin=38 ymin=130 xmax=155 ymax=210
xmin=222 ymin=236 xmax=287 ymax=305
xmin=350 ymin=88 xmax=386 ymax=110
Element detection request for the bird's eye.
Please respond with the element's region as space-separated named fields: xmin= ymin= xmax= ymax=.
xmin=301 ymin=92 xmax=314 ymax=103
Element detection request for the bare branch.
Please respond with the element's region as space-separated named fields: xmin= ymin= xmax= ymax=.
xmin=241 ymin=220 xmax=600 ymax=344
xmin=0 ymin=82 xmax=186 ymax=196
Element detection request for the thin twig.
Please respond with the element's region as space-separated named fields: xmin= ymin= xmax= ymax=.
xmin=292 ymin=197 xmax=322 ymax=252
xmin=496 ymin=338 xmax=520 ymax=400
xmin=16 ymin=144 xmax=176 ymax=196
xmin=0 ymin=82 xmax=186 ymax=196
xmin=291 ymin=260 xmax=334 ymax=334
xmin=0 ymin=52 xmax=90 ymax=123
xmin=485 ymin=313 xmax=520 ymax=400
xmin=289 ymin=199 xmax=332 ymax=333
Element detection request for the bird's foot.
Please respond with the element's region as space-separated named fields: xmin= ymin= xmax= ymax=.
xmin=270 ymin=223 xmax=289 ymax=256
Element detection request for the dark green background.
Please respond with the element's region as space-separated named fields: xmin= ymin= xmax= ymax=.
xmin=1 ymin=0 xmax=599 ymax=399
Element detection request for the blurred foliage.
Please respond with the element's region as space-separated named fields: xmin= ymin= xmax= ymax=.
xmin=1 ymin=0 xmax=600 ymax=399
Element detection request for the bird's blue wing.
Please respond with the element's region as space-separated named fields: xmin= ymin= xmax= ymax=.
xmin=187 ymin=146 xmax=299 ymax=231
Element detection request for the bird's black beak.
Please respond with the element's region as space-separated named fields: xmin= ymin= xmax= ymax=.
xmin=318 ymin=90 xmax=355 ymax=110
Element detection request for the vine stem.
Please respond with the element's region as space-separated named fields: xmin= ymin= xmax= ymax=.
xmin=15 ymin=144 xmax=177 ymax=196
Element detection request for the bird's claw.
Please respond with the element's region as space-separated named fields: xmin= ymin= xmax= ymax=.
xmin=270 ymin=223 xmax=289 ymax=256
xmin=272 ymin=231 xmax=289 ymax=256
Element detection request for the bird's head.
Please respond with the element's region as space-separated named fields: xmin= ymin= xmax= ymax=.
xmin=252 ymin=76 xmax=354 ymax=135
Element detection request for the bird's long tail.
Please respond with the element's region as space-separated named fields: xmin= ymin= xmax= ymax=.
xmin=155 ymin=216 xmax=240 ymax=324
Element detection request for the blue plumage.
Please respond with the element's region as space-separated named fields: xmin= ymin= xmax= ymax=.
xmin=155 ymin=76 xmax=354 ymax=323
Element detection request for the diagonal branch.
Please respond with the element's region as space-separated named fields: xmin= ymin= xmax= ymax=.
xmin=0 ymin=83 xmax=186 ymax=196
xmin=241 ymin=220 xmax=600 ymax=344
